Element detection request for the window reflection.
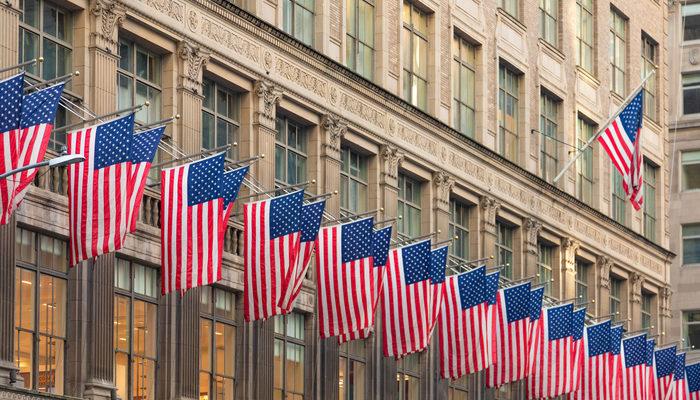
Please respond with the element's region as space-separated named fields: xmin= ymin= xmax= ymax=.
xmin=200 ymin=288 xmax=237 ymax=400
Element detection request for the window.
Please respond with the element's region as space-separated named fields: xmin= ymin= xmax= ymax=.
xmin=283 ymin=0 xmax=314 ymax=46
xmin=14 ymin=229 xmax=67 ymax=394
xmin=576 ymin=0 xmax=594 ymax=73
xmin=340 ymin=147 xmax=368 ymax=218
xmin=452 ymin=36 xmax=476 ymax=138
xmin=395 ymin=353 xmax=420 ymax=400
xmin=346 ymin=0 xmax=374 ymax=80
xmin=200 ymin=287 xmax=237 ymax=400
xmin=683 ymin=4 xmax=700 ymax=42
xmin=338 ymin=341 xmax=366 ymax=400
xmin=683 ymin=224 xmax=700 ymax=265
xmin=202 ymin=79 xmax=240 ymax=160
xmin=275 ymin=116 xmax=308 ymax=187
xmin=117 ymin=40 xmax=162 ymax=124
xmin=540 ymin=0 xmax=558 ymax=46
xmin=402 ymin=1 xmax=428 ymax=111
xmin=501 ymin=0 xmax=518 ymax=18
xmin=498 ymin=64 xmax=519 ymax=162
xmin=274 ymin=313 xmax=306 ymax=400
xmin=641 ymin=292 xmax=653 ymax=330
xmin=611 ymin=169 xmax=627 ymax=225
xmin=398 ymin=174 xmax=422 ymax=240
xmin=540 ymin=92 xmax=559 ymax=182
xmin=495 ymin=221 xmax=514 ymax=280
xmin=610 ymin=9 xmax=626 ymax=96
xmin=537 ymin=243 xmax=553 ymax=296
xmin=643 ymin=161 xmax=657 ymax=242
xmin=610 ymin=277 xmax=622 ymax=322
xmin=575 ymin=260 xmax=589 ymax=305
xmin=114 ymin=259 xmax=159 ymax=400
xmin=576 ymin=116 xmax=595 ymax=205
xmin=682 ymin=151 xmax=700 ymax=191
xmin=682 ymin=74 xmax=700 ymax=115
xmin=684 ymin=310 xmax=700 ymax=350
xmin=641 ymin=35 xmax=657 ymax=121
xmin=449 ymin=200 xmax=470 ymax=261
xmin=448 ymin=375 xmax=469 ymax=400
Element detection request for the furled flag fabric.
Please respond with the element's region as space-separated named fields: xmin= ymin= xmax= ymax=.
xmin=621 ymin=333 xmax=648 ymax=400
xmin=529 ymin=286 xmax=545 ymax=334
xmin=381 ymin=239 xmax=432 ymax=358
xmin=67 ymin=114 xmax=134 ymax=266
xmin=645 ymin=338 xmax=655 ymax=399
xmin=686 ymin=362 xmax=700 ymax=400
xmin=569 ymin=319 xmax=611 ymax=400
xmin=569 ymin=308 xmax=587 ymax=393
xmin=278 ymin=199 xmax=325 ymax=313
xmin=316 ymin=217 xmax=375 ymax=337
xmin=597 ymin=90 xmax=645 ymax=210
xmin=527 ymin=302 xmax=574 ymax=399
xmin=608 ymin=325 xmax=625 ymax=400
xmin=0 ymin=73 xmax=24 ymax=225
xmin=652 ymin=346 xmax=679 ymax=400
xmin=485 ymin=281 xmax=531 ymax=388
xmin=438 ymin=266 xmax=490 ymax=379
xmin=670 ymin=353 xmax=688 ymax=400
xmin=220 ymin=166 xmax=249 ymax=223
xmin=243 ymin=190 xmax=303 ymax=321
xmin=427 ymin=245 xmax=448 ymax=339
xmin=11 ymin=83 xmax=65 ymax=213
xmin=484 ymin=271 xmax=501 ymax=368
xmin=127 ymin=126 xmax=164 ymax=232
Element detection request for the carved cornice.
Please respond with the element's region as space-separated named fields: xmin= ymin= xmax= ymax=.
xmin=253 ymin=79 xmax=283 ymax=129
xmin=597 ymin=255 xmax=613 ymax=290
xmin=321 ymin=113 xmax=347 ymax=155
xmin=479 ymin=196 xmax=501 ymax=231
xmin=433 ymin=171 xmax=454 ymax=210
xmin=89 ymin=0 xmax=125 ymax=53
xmin=177 ymin=41 xmax=211 ymax=94
xmin=631 ymin=272 xmax=645 ymax=304
xmin=380 ymin=145 xmax=404 ymax=181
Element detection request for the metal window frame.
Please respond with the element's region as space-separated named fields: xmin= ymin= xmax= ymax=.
xmin=452 ymin=36 xmax=477 ymax=138
xmin=641 ymin=34 xmax=658 ymax=120
xmin=539 ymin=0 xmax=558 ymax=46
xmin=283 ymin=0 xmax=315 ymax=46
xmin=275 ymin=116 xmax=309 ymax=187
xmin=609 ymin=9 xmax=626 ymax=96
xmin=641 ymin=292 xmax=653 ymax=329
xmin=611 ymin=169 xmax=627 ymax=225
xmin=395 ymin=353 xmax=421 ymax=398
xmin=576 ymin=0 xmax=594 ymax=72
xmin=448 ymin=199 xmax=470 ymax=262
xmin=346 ymin=0 xmax=375 ymax=78
xmin=199 ymin=287 xmax=238 ymax=400
xmin=340 ymin=147 xmax=369 ymax=217
xmin=338 ymin=341 xmax=367 ymax=400
xmin=397 ymin=173 xmax=422 ymax=240
xmin=574 ymin=259 xmax=590 ymax=305
xmin=201 ymin=78 xmax=241 ymax=159
xmin=498 ymin=64 xmax=520 ymax=161
xmin=402 ymin=1 xmax=429 ymax=107
xmin=537 ymin=243 xmax=553 ymax=295
xmin=117 ymin=39 xmax=163 ymax=124
xmin=643 ymin=160 xmax=657 ymax=242
xmin=576 ymin=116 xmax=595 ymax=205
xmin=274 ymin=313 xmax=306 ymax=399
xmin=495 ymin=220 xmax=514 ymax=279
xmin=539 ymin=92 xmax=559 ymax=182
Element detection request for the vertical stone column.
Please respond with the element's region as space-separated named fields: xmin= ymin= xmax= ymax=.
xmin=560 ymin=238 xmax=580 ymax=302
xmin=479 ymin=196 xmax=500 ymax=261
xmin=660 ymin=286 xmax=672 ymax=341
xmin=0 ymin=0 xmax=20 ymax=79
xmin=630 ymin=272 xmax=645 ymax=331
xmin=0 ymin=216 xmax=17 ymax=386
xmin=87 ymin=0 xmax=123 ymax=114
xmin=597 ymin=256 xmax=613 ymax=318
xmin=177 ymin=292 xmax=200 ymax=400
xmin=176 ymin=42 xmax=210 ymax=155
xmin=522 ymin=218 xmax=542 ymax=280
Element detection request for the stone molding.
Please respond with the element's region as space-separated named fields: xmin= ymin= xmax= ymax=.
xmin=380 ymin=144 xmax=403 ymax=182
xmin=479 ymin=196 xmax=501 ymax=232
xmin=631 ymin=272 xmax=645 ymax=304
xmin=321 ymin=113 xmax=347 ymax=157
xmin=432 ymin=171 xmax=454 ymax=210
xmin=177 ymin=41 xmax=210 ymax=95
xmin=561 ymin=237 xmax=580 ymax=273
xmin=523 ymin=218 xmax=543 ymax=254
xmin=597 ymin=255 xmax=613 ymax=290
xmin=661 ymin=285 xmax=672 ymax=318
xmin=253 ymin=79 xmax=283 ymax=130
xmin=90 ymin=0 xmax=126 ymax=53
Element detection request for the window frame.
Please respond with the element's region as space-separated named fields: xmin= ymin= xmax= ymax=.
xmin=539 ymin=0 xmax=558 ymax=46
xmin=275 ymin=115 xmax=309 ymax=188
xmin=346 ymin=0 xmax=375 ymax=80
xmin=683 ymin=4 xmax=700 ymax=42
xmin=574 ymin=259 xmax=590 ymax=306
xmin=201 ymin=78 xmax=241 ymax=161
xmin=199 ymin=286 xmax=238 ymax=400
xmin=682 ymin=151 xmax=700 ymax=191
xmin=609 ymin=9 xmax=626 ymax=96
xmin=501 ymin=0 xmax=519 ymax=19
xmin=448 ymin=199 xmax=471 ymax=262
xmin=611 ymin=168 xmax=627 ymax=226
xmin=537 ymin=243 xmax=554 ymax=296
xmin=447 ymin=375 xmax=470 ymax=399
xmin=576 ymin=0 xmax=594 ymax=73
xmin=397 ymin=173 xmax=422 ymax=240
xmin=495 ymin=221 xmax=514 ymax=280
xmin=540 ymin=92 xmax=559 ymax=182
xmin=402 ymin=0 xmax=429 ymax=111
xmin=643 ymin=160 xmax=657 ymax=242
xmin=395 ymin=353 xmax=421 ymax=399
xmin=641 ymin=292 xmax=653 ymax=330
xmin=682 ymin=224 xmax=700 ymax=266
xmin=117 ymin=39 xmax=163 ymax=125
xmin=282 ymin=0 xmax=315 ymax=46
xmin=576 ymin=116 xmax=595 ymax=205
xmin=452 ymin=35 xmax=477 ymax=138
xmin=498 ymin=63 xmax=520 ymax=163
xmin=340 ymin=146 xmax=369 ymax=218
xmin=338 ymin=341 xmax=367 ymax=400
xmin=274 ymin=313 xmax=306 ymax=400
xmin=684 ymin=310 xmax=700 ymax=350
xmin=609 ymin=276 xmax=623 ymax=322
xmin=682 ymin=73 xmax=700 ymax=116
xmin=641 ymin=34 xmax=658 ymax=121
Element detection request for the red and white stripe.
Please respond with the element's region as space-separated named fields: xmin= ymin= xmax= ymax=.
xmin=597 ymin=116 xmax=644 ymax=210
xmin=621 ymin=338 xmax=647 ymax=400
xmin=427 ymin=279 xmax=445 ymax=339
xmin=337 ymin=264 xmax=387 ymax=343
xmin=9 ymin=121 xmax=53 ymax=214
xmin=0 ymin=127 xmax=18 ymax=225
xmin=609 ymin=351 xmax=623 ymax=400
xmin=670 ymin=377 xmax=689 ymax=400
xmin=127 ymin=160 xmax=151 ymax=232
xmin=527 ymin=307 xmax=574 ymax=399
xmin=486 ymin=288 xmax=530 ymax=387
xmin=570 ymin=334 xmax=585 ymax=394
xmin=569 ymin=329 xmax=611 ymax=400
xmin=279 ymin=240 xmax=316 ymax=313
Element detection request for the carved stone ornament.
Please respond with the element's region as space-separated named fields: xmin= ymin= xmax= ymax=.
xmin=631 ymin=272 xmax=645 ymax=304
xmin=597 ymin=256 xmax=613 ymax=289
xmin=90 ymin=0 xmax=126 ymax=53
xmin=321 ymin=113 xmax=348 ymax=153
xmin=479 ymin=196 xmax=501 ymax=230
xmin=661 ymin=285 xmax=672 ymax=317
xmin=523 ymin=218 xmax=543 ymax=246
xmin=177 ymin=41 xmax=211 ymax=94
xmin=560 ymin=237 xmax=580 ymax=272
xmin=432 ymin=171 xmax=454 ymax=209
xmin=380 ymin=145 xmax=404 ymax=181
xmin=253 ymin=79 xmax=283 ymax=129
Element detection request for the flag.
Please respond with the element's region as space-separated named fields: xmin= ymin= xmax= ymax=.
xmin=686 ymin=362 xmax=700 ymax=400
xmin=485 ymin=281 xmax=531 ymax=387
xmin=127 ymin=126 xmax=164 ymax=232
xmin=316 ymin=217 xmax=375 ymax=337
xmin=608 ymin=325 xmax=624 ymax=400
xmin=484 ymin=270 xmax=501 ymax=367
xmin=597 ymin=90 xmax=645 ymax=210
xmin=529 ymin=286 xmax=545 ymax=336
xmin=11 ymin=83 xmax=65 ymax=213
xmin=569 ymin=319 xmax=611 ymax=400
xmin=0 ymin=73 xmax=24 ymax=225
xmin=569 ymin=308 xmax=587 ymax=393
xmin=527 ymin=303 xmax=574 ymax=399
xmin=652 ymin=346 xmax=679 ymax=400
xmin=427 ymin=245 xmax=448 ymax=338
xmin=220 ymin=165 xmax=249 ymax=222
xmin=645 ymin=339 xmax=655 ymax=399
xmin=278 ymin=199 xmax=325 ymax=312
xmin=67 ymin=114 xmax=134 ymax=266
xmin=621 ymin=333 xmax=648 ymax=400
xmin=670 ymin=353 xmax=688 ymax=400
xmin=243 ymin=190 xmax=303 ymax=321
xmin=381 ymin=239 xmax=432 ymax=358
xmin=438 ymin=266 xmax=491 ymax=379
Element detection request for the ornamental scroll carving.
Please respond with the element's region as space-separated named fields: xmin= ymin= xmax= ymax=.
xmin=561 ymin=237 xmax=580 ymax=273
xmin=631 ymin=272 xmax=645 ymax=304
xmin=321 ymin=114 xmax=347 ymax=156
xmin=380 ymin=145 xmax=404 ymax=182
xmin=177 ymin=41 xmax=210 ymax=94
xmin=597 ymin=256 xmax=613 ymax=289
xmin=90 ymin=0 xmax=125 ymax=53
xmin=479 ymin=196 xmax=501 ymax=232
xmin=433 ymin=171 xmax=454 ymax=210
xmin=253 ymin=79 xmax=283 ymax=130
xmin=661 ymin=286 xmax=672 ymax=318
xmin=523 ymin=218 xmax=543 ymax=255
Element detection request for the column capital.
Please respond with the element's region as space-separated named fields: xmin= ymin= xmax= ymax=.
xmin=253 ymin=79 xmax=283 ymax=130
xmin=432 ymin=171 xmax=454 ymax=210
xmin=631 ymin=272 xmax=645 ymax=304
xmin=661 ymin=285 xmax=673 ymax=318
xmin=89 ymin=0 xmax=126 ymax=53
xmin=561 ymin=237 xmax=580 ymax=273
xmin=522 ymin=218 xmax=543 ymax=253
xmin=479 ymin=196 xmax=501 ymax=231
xmin=321 ymin=113 xmax=347 ymax=158
xmin=177 ymin=41 xmax=210 ymax=95
xmin=597 ymin=255 xmax=613 ymax=289
xmin=380 ymin=144 xmax=404 ymax=182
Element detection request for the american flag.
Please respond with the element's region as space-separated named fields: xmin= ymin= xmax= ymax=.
xmin=652 ymin=346 xmax=679 ymax=400
xmin=569 ymin=308 xmax=587 ymax=393
xmin=278 ymin=199 xmax=325 ymax=313
xmin=0 ymin=73 xmax=24 ymax=225
xmin=67 ymin=114 xmax=134 ymax=266
xmin=127 ymin=126 xmax=164 ymax=232
xmin=597 ymin=90 xmax=645 ymax=210
xmin=529 ymin=287 xmax=545 ymax=332
xmin=621 ymin=333 xmax=648 ymax=399
xmin=427 ymin=245 xmax=448 ymax=338
xmin=645 ymin=339 xmax=655 ymax=399
xmin=569 ymin=319 xmax=611 ymax=400
xmin=381 ymin=239 xmax=432 ymax=358
xmin=484 ymin=271 xmax=501 ymax=369
xmin=243 ymin=190 xmax=303 ymax=321
xmin=438 ymin=266 xmax=490 ymax=378
xmin=220 ymin=166 xmax=249 ymax=223
xmin=485 ymin=281 xmax=531 ymax=388
xmin=527 ymin=303 xmax=574 ymax=399
xmin=686 ymin=362 xmax=700 ymax=400
xmin=316 ymin=217 xmax=375 ymax=337
xmin=670 ymin=353 xmax=689 ymax=400
xmin=608 ymin=325 xmax=624 ymax=400
xmin=11 ymin=83 xmax=65 ymax=214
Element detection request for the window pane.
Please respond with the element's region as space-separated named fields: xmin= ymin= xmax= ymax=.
xmin=132 ymin=300 xmax=157 ymax=358
xmin=200 ymin=372 xmax=211 ymax=400
xmin=114 ymin=295 xmax=131 ymax=351
xmin=274 ymin=339 xmax=284 ymax=391
xmin=115 ymin=352 xmax=129 ymax=400
xmin=22 ymin=0 xmax=39 ymax=27
xmin=349 ymin=360 xmax=366 ymax=400
xmin=215 ymin=289 xmax=236 ymax=320
xmin=132 ymin=357 xmax=156 ymax=400
xmin=15 ymin=331 xmax=33 ymax=389
xmin=39 ymin=275 xmax=66 ymax=336
xmin=200 ymin=319 xmax=212 ymax=372
xmin=339 ymin=357 xmax=347 ymax=400
xmin=15 ymin=268 xmax=35 ymax=330
xmin=684 ymin=224 xmax=700 ymax=265
xmin=215 ymin=323 xmax=235 ymax=377
xmin=286 ymin=343 xmax=305 ymax=394
xmin=117 ymin=73 xmax=133 ymax=111
xmin=37 ymin=335 xmax=64 ymax=394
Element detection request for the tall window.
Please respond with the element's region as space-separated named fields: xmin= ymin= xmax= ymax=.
xmin=452 ymin=36 xmax=476 ymax=138
xmin=682 ymin=73 xmax=700 ymax=115
xmin=274 ymin=313 xmax=306 ymax=400
xmin=283 ymin=0 xmax=314 ymax=46
xmin=338 ymin=341 xmax=366 ymax=400
xmin=14 ymin=229 xmax=67 ymax=394
xmin=540 ymin=92 xmax=559 ymax=182
xmin=117 ymin=40 xmax=162 ymax=124
xmin=346 ymin=0 xmax=374 ymax=80
xmin=610 ymin=9 xmax=626 ymax=96
xmin=114 ymin=259 xmax=158 ymax=400
xmin=641 ymin=292 xmax=653 ymax=330
xmin=537 ymin=243 xmax=553 ymax=296
xmin=449 ymin=200 xmax=470 ymax=261
xmin=402 ymin=1 xmax=428 ymax=111
xmin=682 ymin=151 xmax=700 ymax=191
xmin=576 ymin=0 xmax=594 ymax=73
xmin=610 ymin=277 xmax=622 ymax=322
xmin=683 ymin=224 xmax=700 ymax=265
xmin=340 ymin=147 xmax=368 ymax=218
xmin=576 ymin=116 xmax=595 ymax=205
xmin=684 ymin=310 xmax=700 ymax=349
xmin=398 ymin=174 xmax=422 ymax=240
xmin=200 ymin=287 xmax=237 ymax=400
xmin=396 ymin=353 xmax=420 ymax=399
xmin=641 ymin=35 xmax=657 ymax=121
xmin=498 ymin=64 xmax=520 ymax=162
xmin=202 ymin=79 xmax=240 ymax=160
xmin=683 ymin=4 xmax=700 ymax=42
xmin=500 ymin=0 xmax=518 ymax=18
xmin=275 ymin=116 xmax=308 ymax=187
xmin=448 ymin=375 xmax=469 ymax=400
xmin=575 ymin=260 xmax=589 ymax=305
xmin=540 ymin=0 xmax=558 ymax=46
xmin=495 ymin=221 xmax=514 ymax=280
xmin=643 ymin=161 xmax=657 ymax=242
xmin=611 ymin=169 xmax=627 ymax=225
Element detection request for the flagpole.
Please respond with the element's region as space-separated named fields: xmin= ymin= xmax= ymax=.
xmin=135 ymin=114 xmax=180 ymax=131
xmin=374 ymin=216 xmax=400 ymax=226
xmin=392 ymin=231 xmax=440 ymax=246
xmin=234 ymin=180 xmax=314 ymax=201
xmin=322 ymin=208 xmax=384 ymax=225
xmin=53 ymin=103 xmax=149 ymax=134
xmin=151 ymin=143 xmax=231 ymax=169
xmin=0 ymin=57 xmax=43 ymax=74
xmin=227 ymin=154 xmax=264 ymax=167
xmin=552 ymin=70 xmax=655 ymax=184
xmin=305 ymin=191 xmax=337 ymax=201
xmin=432 ymin=236 xmax=458 ymax=247
xmin=24 ymin=70 xmax=79 ymax=90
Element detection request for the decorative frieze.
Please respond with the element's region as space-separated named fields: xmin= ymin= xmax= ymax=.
xmin=321 ymin=113 xmax=347 ymax=157
xmin=253 ymin=79 xmax=283 ymax=130
xmin=631 ymin=272 xmax=645 ymax=304
xmin=177 ymin=41 xmax=210 ymax=94
xmin=433 ymin=171 xmax=454 ymax=210
xmin=597 ymin=256 xmax=613 ymax=290
xmin=90 ymin=0 xmax=126 ymax=53
xmin=479 ymin=196 xmax=501 ymax=232
xmin=522 ymin=218 xmax=543 ymax=255
xmin=380 ymin=144 xmax=404 ymax=182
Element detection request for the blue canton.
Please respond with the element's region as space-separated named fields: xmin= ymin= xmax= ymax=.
xmin=299 ymin=200 xmax=325 ymax=242
xmin=130 ymin=126 xmax=164 ymax=163
xmin=428 ymin=246 xmax=448 ymax=284
xmin=401 ymin=240 xmax=430 ymax=285
xmin=675 ymin=353 xmax=687 ymax=381
xmin=610 ymin=326 xmax=624 ymax=355
xmin=547 ymin=303 xmax=572 ymax=341
xmin=587 ymin=320 xmax=611 ymax=358
xmin=20 ymin=83 xmax=64 ymax=128
xmin=457 ymin=266 xmax=486 ymax=309
xmin=372 ymin=226 xmax=392 ymax=268
xmin=0 ymin=73 xmax=23 ymax=133
xmin=221 ymin=165 xmax=249 ymax=205
xmin=619 ymin=90 xmax=644 ymax=143
xmin=186 ymin=153 xmax=223 ymax=206
xmin=686 ymin=362 xmax=700 ymax=393
xmin=529 ymin=287 xmax=545 ymax=321
xmin=269 ymin=190 xmax=303 ymax=239
xmin=94 ymin=114 xmax=134 ymax=169
xmin=646 ymin=339 xmax=656 ymax=366
xmin=571 ymin=308 xmax=586 ymax=341
xmin=485 ymin=272 xmax=500 ymax=306
xmin=623 ymin=334 xmax=648 ymax=368
xmin=656 ymin=346 xmax=678 ymax=378
xmin=340 ymin=217 xmax=373 ymax=263
xmin=504 ymin=282 xmax=530 ymax=323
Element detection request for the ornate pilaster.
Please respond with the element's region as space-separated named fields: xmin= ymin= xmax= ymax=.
xmin=253 ymin=79 xmax=283 ymax=130
xmin=176 ymin=41 xmax=210 ymax=154
xmin=319 ymin=113 xmax=346 ymax=216
xmin=560 ymin=238 xmax=580 ymax=301
xmin=177 ymin=41 xmax=210 ymax=95
xmin=661 ymin=286 xmax=673 ymax=318
xmin=251 ymin=79 xmax=283 ymax=189
xmin=432 ymin=171 xmax=454 ymax=212
xmin=379 ymin=144 xmax=404 ymax=186
xmin=597 ymin=256 xmax=613 ymax=290
xmin=522 ymin=218 xmax=543 ymax=278
xmin=631 ymin=272 xmax=645 ymax=304
xmin=321 ymin=113 xmax=347 ymax=160
xmin=89 ymin=0 xmax=125 ymax=53
xmin=479 ymin=196 xmax=501 ymax=260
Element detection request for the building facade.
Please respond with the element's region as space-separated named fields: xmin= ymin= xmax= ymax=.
xmin=0 ymin=0 xmax=674 ymax=399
